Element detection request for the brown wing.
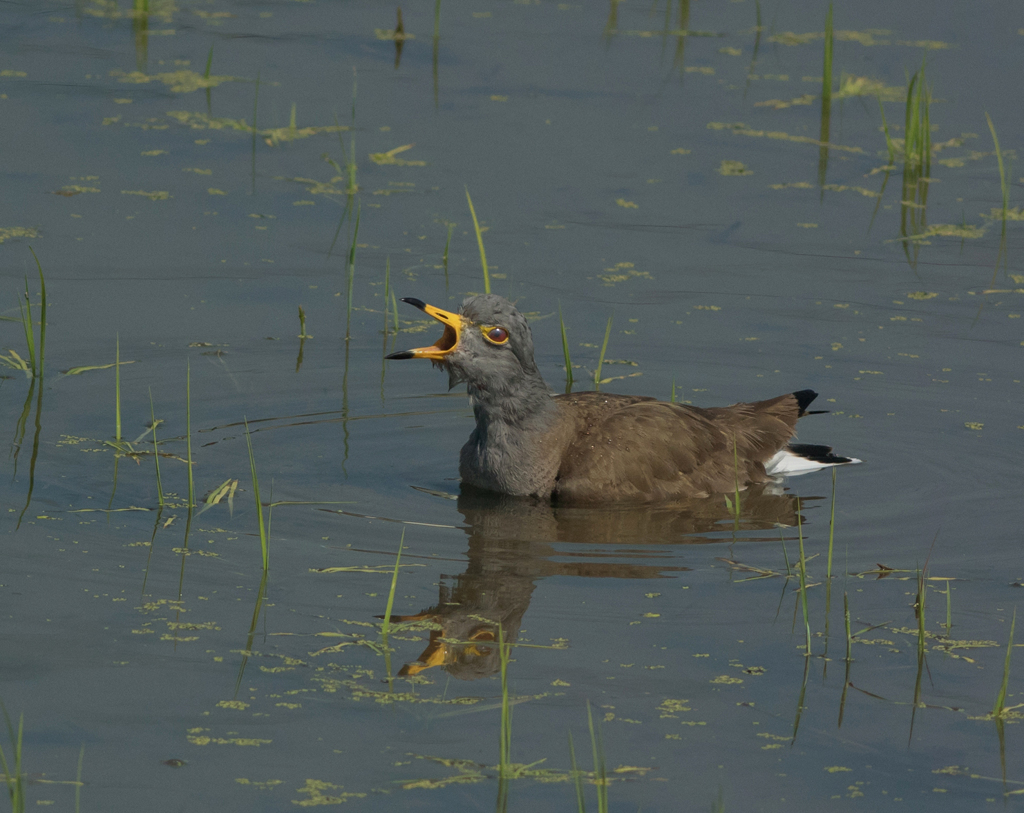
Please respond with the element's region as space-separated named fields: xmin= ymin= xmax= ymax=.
xmin=552 ymin=392 xmax=806 ymax=503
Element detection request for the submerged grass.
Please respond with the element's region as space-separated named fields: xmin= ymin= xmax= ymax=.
xmin=244 ymin=417 xmax=269 ymax=572
xmin=2 ymin=249 xmax=46 ymax=379
xmin=442 ymin=221 xmax=454 ymax=285
xmin=915 ymin=568 xmax=927 ymax=657
xmin=345 ymin=202 xmax=362 ymax=340
xmin=817 ymin=4 xmax=833 ymax=189
xmin=899 ymin=61 xmax=931 ymax=267
xmin=878 ymin=97 xmax=896 ymax=164
xmin=380 ymin=529 xmax=405 ymax=638
xmin=821 ymin=4 xmax=833 ymax=109
xmin=114 ymin=335 xmax=122 ymax=442
xmin=185 ymin=361 xmax=195 ymax=510
xmin=465 ymin=187 xmax=490 ymax=294
xmin=558 ymin=303 xmax=573 ymax=392
xmin=593 ymin=316 xmax=613 ymax=389
xmin=250 ymin=70 xmax=259 ymax=192
xmin=904 ymin=62 xmax=931 ymax=172
xmin=586 ymin=701 xmax=608 ymax=813
xmin=148 ymin=388 xmax=164 ymax=508
xmin=496 ymin=624 xmax=513 ymax=811
xmin=984 ymin=113 xmax=1008 ymax=221
xmin=992 ymin=608 xmax=1016 ymax=717
xmin=567 ymin=729 xmax=585 ymax=813
xmin=796 ymin=498 xmax=811 ymax=655
xmin=0 ymin=705 xmax=24 ymax=813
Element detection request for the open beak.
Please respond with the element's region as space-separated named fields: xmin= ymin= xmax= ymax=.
xmin=385 ymin=298 xmax=462 ymax=361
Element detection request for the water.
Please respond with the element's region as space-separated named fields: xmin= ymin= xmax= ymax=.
xmin=2 ymin=0 xmax=1022 ymax=809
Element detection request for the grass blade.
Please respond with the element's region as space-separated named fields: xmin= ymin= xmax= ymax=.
xmin=568 ymin=729 xmax=585 ymax=813
xmin=244 ymin=417 xmax=268 ymax=571
xmin=186 ymin=361 xmax=195 ymax=509
xmin=558 ymin=303 xmax=573 ymax=391
xmin=115 ymin=334 xmax=122 ymax=441
xmin=149 ymin=388 xmax=164 ymax=508
xmin=498 ymin=624 xmax=512 ymax=775
xmin=28 ymin=247 xmax=46 ymax=379
xmin=586 ymin=701 xmax=607 ymax=813
xmin=993 ymin=608 xmax=1016 ymax=717
xmin=821 ymin=3 xmax=833 ymax=108
xmin=796 ymin=497 xmax=811 ymax=655
xmin=381 ymin=529 xmax=405 ymax=638
xmin=985 ymin=112 xmax=1009 ymax=221
xmin=19 ymin=279 xmax=35 ymax=377
xmin=346 ymin=203 xmax=361 ymax=334
xmin=594 ymin=315 xmax=613 ymax=389
xmin=464 ymin=187 xmax=490 ymax=294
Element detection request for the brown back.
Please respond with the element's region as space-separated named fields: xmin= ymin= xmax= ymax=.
xmin=551 ymin=391 xmax=805 ymax=502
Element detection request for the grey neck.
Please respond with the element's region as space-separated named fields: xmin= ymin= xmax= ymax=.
xmin=466 ymin=370 xmax=558 ymax=434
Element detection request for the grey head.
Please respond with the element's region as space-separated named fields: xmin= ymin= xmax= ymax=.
xmin=385 ymin=294 xmax=549 ymax=399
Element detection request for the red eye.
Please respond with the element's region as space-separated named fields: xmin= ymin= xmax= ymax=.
xmin=486 ymin=327 xmax=509 ymax=344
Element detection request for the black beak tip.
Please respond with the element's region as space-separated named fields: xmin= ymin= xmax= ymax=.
xmin=400 ymin=297 xmax=427 ymax=312
xmin=385 ymin=350 xmax=415 ymax=360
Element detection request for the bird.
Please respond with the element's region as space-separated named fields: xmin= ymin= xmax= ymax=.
xmin=385 ymin=294 xmax=860 ymax=503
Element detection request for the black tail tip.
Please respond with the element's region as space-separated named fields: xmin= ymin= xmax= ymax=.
xmin=793 ymin=389 xmax=819 ymax=415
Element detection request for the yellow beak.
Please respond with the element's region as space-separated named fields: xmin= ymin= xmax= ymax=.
xmin=385 ymin=298 xmax=462 ymax=361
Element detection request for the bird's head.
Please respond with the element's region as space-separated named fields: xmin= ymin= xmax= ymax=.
xmin=386 ymin=294 xmax=543 ymax=395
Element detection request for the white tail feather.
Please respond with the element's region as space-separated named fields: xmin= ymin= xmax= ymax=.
xmin=766 ymin=449 xmax=862 ymax=477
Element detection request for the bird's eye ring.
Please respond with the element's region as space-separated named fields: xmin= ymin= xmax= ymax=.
xmin=483 ymin=326 xmax=509 ymax=345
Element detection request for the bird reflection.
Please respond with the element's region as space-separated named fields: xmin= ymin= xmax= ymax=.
xmin=387 ymin=484 xmax=818 ymax=680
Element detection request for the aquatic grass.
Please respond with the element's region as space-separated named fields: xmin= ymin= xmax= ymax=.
xmin=944 ymin=579 xmax=953 ymax=635
xmin=0 ymin=705 xmax=24 ymax=813
xmin=992 ymin=608 xmax=1016 ymax=717
xmin=28 ymin=248 xmax=46 ymax=379
xmin=244 ymin=417 xmax=269 ymax=572
xmin=380 ymin=529 xmax=405 ymax=638
xmin=442 ymin=222 xmax=454 ymax=285
xmin=567 ymin=730 xmax=585 ymax=813
xmin=382 ymin=258 xmax=391 ymax=336
xmin=114 ymin=335 xmax=122 ymax=442
xmin=558 ymin=303 xmax=573 ymax=392
xmin=844 ymin=591 xmax=852 ymax=661
xmin=730 ymin=436 xmax=741 ymax=520
xmin=148 ymin=388 xmax=164 ymax=508
xmin=74 ymin=745 xmax=84 ymax=813
xmin=903 ymin=62 xmax=931 ymax=171
xmin=586 ymin=700 xmax=608 ymax=813
xmin=2 ymin=250 xmax=46 ymax=379
xmin=899 ymin=61 xmax=932 ymax=267
xmin=915 ymin=568 xmax=927 ymax=657
xmin=496 ymin=624 xmax=513 ymax=811
xmin=465 ymin=187 xmax=490 ymax=294
xmin=593 ymin=315 xmax=613 ymax=389
xmin=985 ymin=112 xmax=1010 ymax=279
xmin=345 ymin=202 xmax=361 ymax=340
xmin=779 ymin=528 xmax=792 ymax=577
xmin=298 ymin=306 xmax=310 ymax=339
xmin=795 ymin=498 xmax=811 ymax=655
xmin=498 ymin=624 xmax=513 ymax=774
xmin=250 ymin=70 xmax=260 ymax=192
xmin=820 ymin=4 xmax=833 ymax=109
xmin=185 ymin=362 xmax=195 ymax=509
xmin=826 ymin=468 xmax=837 ymax=580
xmin=878 ymin=97 xmax=896 ymax=165
xmin=817 ymin=3 xmax=833 ymax=189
